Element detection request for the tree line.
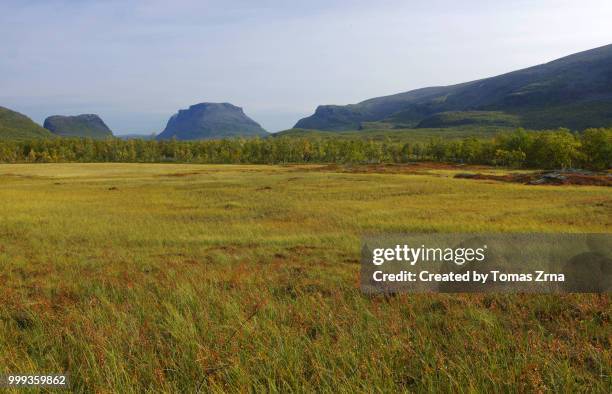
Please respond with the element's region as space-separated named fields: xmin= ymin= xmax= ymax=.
xmin=0 ymin=128 xmax=609 ymax=170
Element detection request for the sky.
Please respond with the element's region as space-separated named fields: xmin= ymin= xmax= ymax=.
xmin=1 ymin=0 xmax=611 ymax=134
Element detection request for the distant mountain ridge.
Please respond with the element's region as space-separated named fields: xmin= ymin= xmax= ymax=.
xmin=295 ymin=44 xmax=612 ymax=131
xmin=44 ymin=114 xmax=113 ymax=139
xmin=157 ymin=102 xmax=268 ymax=140
xmin=0 ymin=106 xmax=54 ymax=139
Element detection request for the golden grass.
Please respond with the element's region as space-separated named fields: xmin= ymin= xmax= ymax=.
xmin=0 ymin=163 xmax=610 ymax=392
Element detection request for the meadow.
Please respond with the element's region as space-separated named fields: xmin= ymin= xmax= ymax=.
xmin=0 ymin=163 xmax=610 ymax=392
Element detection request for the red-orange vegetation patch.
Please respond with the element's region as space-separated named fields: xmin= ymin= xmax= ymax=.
xmin=156 ymin=171 xmax=204 ymax=177
xmin=305 ymin=162 xmax=491 ymax=174
xmin=206 ymin=245 xmax=241 ymax=256
xmin=454 ymin=173 xmax=532 ymax=183
xmin=561 ymin=174 xmax=612 ymax=186
xmin=455 ymin=172 xmax=612 ymax=187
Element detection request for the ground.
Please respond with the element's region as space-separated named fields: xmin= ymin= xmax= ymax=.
xmin=0 ymin=163 xmax=610 ymax=392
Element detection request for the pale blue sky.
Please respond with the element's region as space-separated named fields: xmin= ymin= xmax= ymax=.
xmin=1 ymin=0 xmax=611 ymax=134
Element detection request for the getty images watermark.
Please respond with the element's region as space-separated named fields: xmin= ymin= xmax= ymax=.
xmin=361 ymin=233 xmax=611 ymax=293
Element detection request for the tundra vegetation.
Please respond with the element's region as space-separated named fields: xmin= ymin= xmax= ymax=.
xmin=0 ymin=163 xmax=610 ymax=392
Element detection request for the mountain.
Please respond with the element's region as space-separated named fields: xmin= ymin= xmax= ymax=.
xmin=43 ymin=114 xmax=113 ymax=139
xmin=156 ymin=102 xmax=268 ymax=140
xmin=295 ymin=44 xmax=612 ymax=131
xmin=0 ymin=106 xmax=54 ymax=139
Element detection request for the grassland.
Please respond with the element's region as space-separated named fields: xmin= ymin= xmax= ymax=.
xmin=0 ymin=163 xmax=610 ymax=392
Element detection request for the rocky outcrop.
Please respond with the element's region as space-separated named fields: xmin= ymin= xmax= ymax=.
xmin=156 ymin=102 xmax=268 ymax=140
xmin=44 ymin=114 xmax=113 ymax=139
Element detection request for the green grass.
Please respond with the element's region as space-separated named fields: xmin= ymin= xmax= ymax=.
xmin=0 ymin=163 xmax=610 ymax=392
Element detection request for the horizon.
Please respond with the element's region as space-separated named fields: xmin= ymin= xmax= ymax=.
xmin=1 ymin=0 xmax=611 ymax=135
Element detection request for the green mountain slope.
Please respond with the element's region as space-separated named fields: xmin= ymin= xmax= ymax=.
xmin=295 ymin=44 xmax=612 ymax=131
xmin=416 ymin=111 xmax=521 ymax=128
xmin=0 ymin=106 xmax=54 ymax=139
xmin=273 ymin=126 xmax=508 ymax=144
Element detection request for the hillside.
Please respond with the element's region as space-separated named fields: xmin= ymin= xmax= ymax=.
xmin=274 ymin=126 xmax=507 ymax=144
xmin=44 ymin=114 xmax=114 ymax=139
xmin=295 ymin=44 xmax=612 ymax=131
xmin=416 ymin=111 xmax=521 ymax=128
xmin=0 ymin=106 xmax=54 ymax=139
xmin=157 ymin=102 xmax=268 ymax=140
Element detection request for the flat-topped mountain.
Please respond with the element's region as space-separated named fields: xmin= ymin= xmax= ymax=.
xmin=0 ymin=106 xmax=53 ymax=139
xmin=156 ymin=102 xmax=268 ymax=140
xmin=295 ymin=44 xmax=612 ymax=131
xmin=44 ymin=114 xmax=113 ymax=139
